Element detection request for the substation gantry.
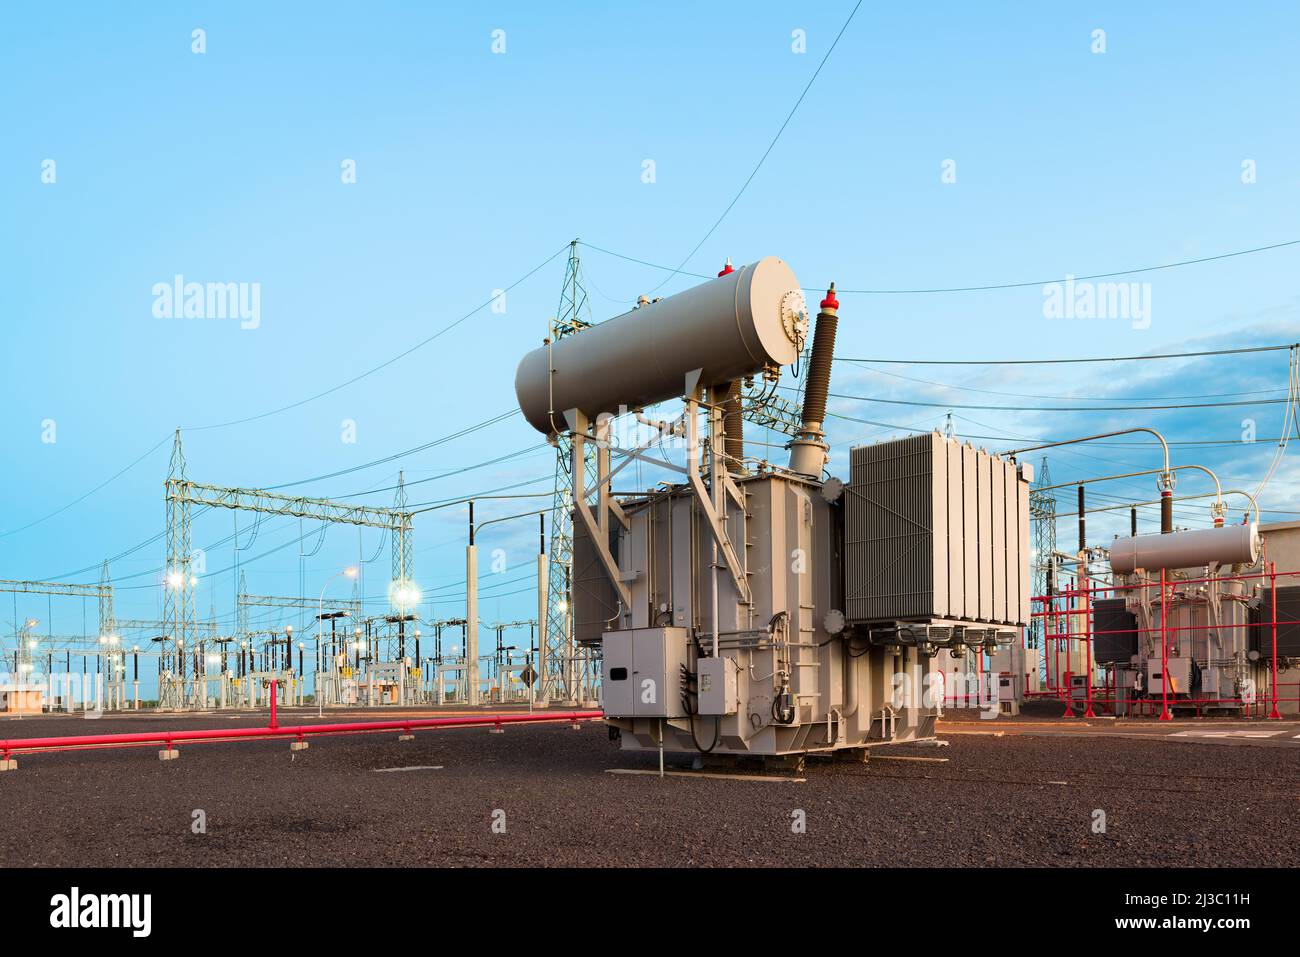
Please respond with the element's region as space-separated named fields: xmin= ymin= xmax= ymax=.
xmin=161 ymin=430 xmax=415 ymax=709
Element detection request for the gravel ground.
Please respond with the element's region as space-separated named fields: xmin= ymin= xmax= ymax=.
xmin=1 ymin=711 xmax=1296 ymax=867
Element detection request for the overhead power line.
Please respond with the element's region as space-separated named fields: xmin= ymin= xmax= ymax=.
xmin=831 ymin=411 xmax=1299 ymax=464
xmin=266 ymin=410 xmax=521 ymax=491
xmin=581 ymin=240 xmax=1300 ymax=297
xmin=645 ymin=0 xmax=864 ymax=292
xmin=332 ymin=445 xmax=549 ymax=500
xmin=837 ymin=343 xmax=1296 ymax=366
xmin=0 ymin=434 xmax=173 ymax=541
xmin=182 ymin=242 xmax=570 ymax=432
xmin=831 ymin=411 xmax=1294 ymax=451
xmin=844 ymin=363 xmax=1290 ymax=402
xmin=812 ymin=386 xmax=1292 ymax=413
xmin=835 ymin=238 xmax=1300 ymax=294
xmin=2 ymin=241 xmax=566 ymax=543
xmin=35 ymin=419 xmax=535 ymax=583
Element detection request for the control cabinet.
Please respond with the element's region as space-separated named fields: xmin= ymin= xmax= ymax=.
xmin=601 ymin=627 xmax=689 ymax=719
xmin=697 ymin=656 xmax=738 ymax=715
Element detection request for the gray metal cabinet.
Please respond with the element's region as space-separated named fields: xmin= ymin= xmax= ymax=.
xmin=600 ymin=627 xmax=688 ymax=718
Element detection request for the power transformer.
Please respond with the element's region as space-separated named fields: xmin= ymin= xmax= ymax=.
xmin=515 ymin=258 xmax=1031 ymax=763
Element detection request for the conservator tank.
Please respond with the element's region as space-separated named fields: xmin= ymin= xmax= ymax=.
xmin=514 ymin=256 xmax=806 ymax=434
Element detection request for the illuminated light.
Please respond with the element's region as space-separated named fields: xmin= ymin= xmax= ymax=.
xmin=166 ymin=570 xmax=185 ymax=589
xmin=344 ymin=566 xmax=359 ymax=578
xmin=388 ymin=579 xmax=422 ymax=609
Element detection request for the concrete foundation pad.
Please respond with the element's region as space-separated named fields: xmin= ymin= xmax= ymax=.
xmin=606 ymin=768 xmax=805 ymax=783
xmin=871 ymin=754 xmax=949 ymax=763
xmin=158 ymin=749 xmax=180 ymax=761
xmin=289 ymin=741 xmax=309 ymax=751
xmin=488 ymin=727 xmax=505 ymax=734
xmin=0 ymin=759 xmax=17 ymax=772
xmin=397 ymin=734 xmax=415 ymax=742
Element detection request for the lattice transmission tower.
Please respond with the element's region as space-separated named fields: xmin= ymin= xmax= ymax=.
xmin=542 ymin=240 xmax=593 ymax=703
xmin=1029 ymin=456 xmax=1056 ymax=684
xmin=98 ymin=560 xmax=115 ymax=642
xmin=162 ymin=429 xmax=196 ymax=708
xmin=392 ymin=471 xmax=413 ymax=599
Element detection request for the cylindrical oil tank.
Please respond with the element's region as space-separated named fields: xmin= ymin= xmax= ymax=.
xmin=515 ymin=257 xmax=805 ymax=434
xmin=1110 ymin=524 xmax=1260 ymax=574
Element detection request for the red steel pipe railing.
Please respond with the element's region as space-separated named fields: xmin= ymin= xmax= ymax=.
xmin=0 ymin=689 xmax=604 ymax=761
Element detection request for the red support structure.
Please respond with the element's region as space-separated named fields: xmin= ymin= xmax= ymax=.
xmin=1269 ymin=561 xmax=1282 ymax=720
xmin=1060 ymin=582 xmax=1075 ymax=717
xmin=1158 ymin=568 xmax=1172 ymax=721
xmin=1081 ymin=570 xmax=1096 ymax=718
xmin=1028 ymin=567 xmax=1297 ymax=714
xmin=1047 ymin=588 xmax=1058 ymax=700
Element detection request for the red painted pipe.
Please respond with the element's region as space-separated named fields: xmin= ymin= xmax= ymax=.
xmin=0 ymin=710 xmax=604 ymax=759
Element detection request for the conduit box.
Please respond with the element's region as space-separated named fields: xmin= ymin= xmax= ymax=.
xmin=697 ymin=657 xmax=738 ymax=716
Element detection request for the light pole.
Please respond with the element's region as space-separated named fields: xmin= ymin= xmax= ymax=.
xmin=105 ymin=634 xmax=120 ymax=709
xmin=316 ymin=567 xmax=358 ymax=715
xmin=414 ymin=629 xmax=422 ymax=702
xmin=466 ymin=507 xmax=549 ymax=708
xmin=282 ymin=626 xmax=293 ymax=713
xmin=96 ymin=634 xmax=108 ymax=710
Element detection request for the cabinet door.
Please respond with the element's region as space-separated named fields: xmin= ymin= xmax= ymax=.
xmin=602 ymin=632 xmax=635 ymax=716
xmin=632 ymin=631 xmax=668 ymax=717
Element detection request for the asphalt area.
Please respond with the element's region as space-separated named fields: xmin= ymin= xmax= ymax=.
xmin=1 ymin=705 xmax=1297 ymax=867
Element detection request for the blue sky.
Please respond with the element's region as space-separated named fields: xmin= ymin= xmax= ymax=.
xmin=1 ymin=2 xmax=1298 ymax=680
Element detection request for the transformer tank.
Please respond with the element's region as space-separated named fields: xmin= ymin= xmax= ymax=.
xmin=602 ymin=470 xmax=939 ymax=757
